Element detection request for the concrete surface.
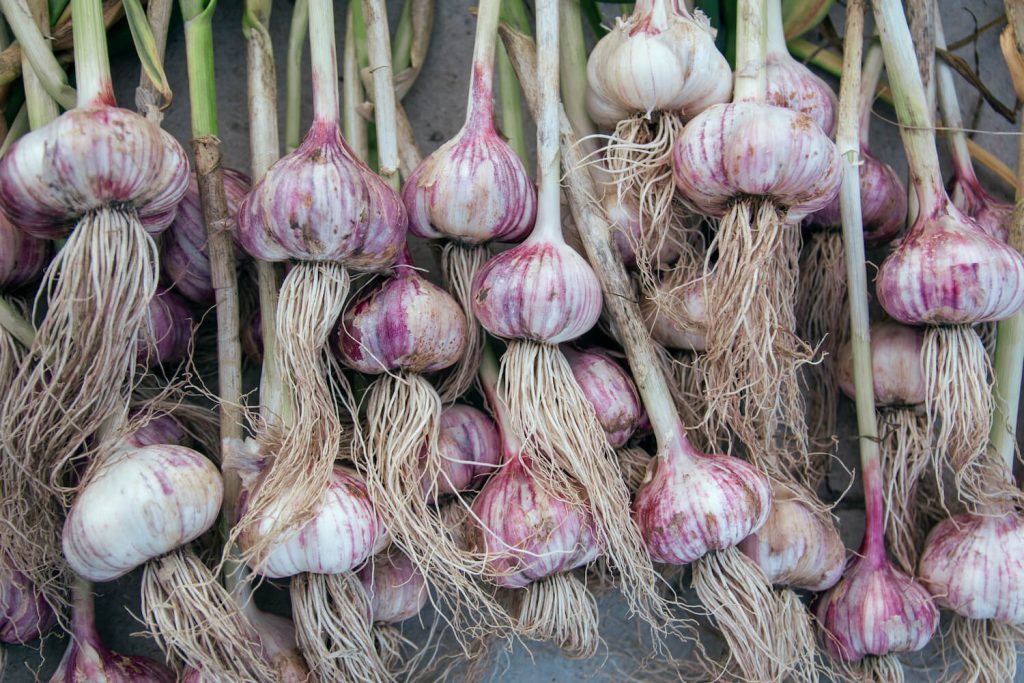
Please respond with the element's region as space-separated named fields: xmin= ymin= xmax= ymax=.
xmin=3 ymin=0 xmax=1022 ymax=680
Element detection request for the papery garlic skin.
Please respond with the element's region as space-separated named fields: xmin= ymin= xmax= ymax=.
xmin=239 ymin=466 xmax=388 ymax=579
xmin=837 ymin=320 xmax=925 ymax=407
xmin=62 ymin=445 xmax=223 ymax=582
xmin=137 ymin=286 xmax=193 ymax=367
xmin=877 ymin=203 xmax=1024 ymax=324
xmin=640 ymin=278 xmax=707 ymax=351
xmin=237 ymin=120 xmax=405 ymax=270
xmin=815 ymin=555 xmax=938 ymax=661
xmin=586 ymin=0 xmax=732 ymax=126
xmin=358 ymin=547 xmax=428 ymax=624
xmin=951 ymin=176 xmax=1012 ymax=243
xmin=0 ymin=213 xmax=48 ymax=288
xmin=471 ymin=458 xmax=601 ymax=588
xmin=51 ymin=638 xmax=175 ymax=683
xmin=739 ymin=487 xmax=845 ymax=591
xmin=472 ymin=239 xmax=603 ymax=344
xmin=632 ymin=437 xmax=772 ymax=564
xmin=0 ymin=562 xmax=56 ymax=644
xmin=765 ymin=52 xmax=837 ymax=135
xmin=126 ymin=413 xmax=189 ymax=449
xmin=425 ymin=404 xmax=501 ymax=498
xmin=162 ymin=169 xmax=250 ymax=303
xmin=672 ymin=102 xmax=842 ymax=220
xmin=0 ymin=106 xmax=189 ymax=238
xmin=563 ymin=346 xmax=645 ymax=448
xmin=337 ymin=267 xmax=467 ymax=374
xmin=918 ymin=512 xmax=1024 ymax=623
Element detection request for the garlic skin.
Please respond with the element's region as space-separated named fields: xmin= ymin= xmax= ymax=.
xmin=62 ymin=445 xmax=222 ymax=582
xmin=336 ymin=266 xmax=468 ymax=374
xmin=586 ymin=0 xmax=732 ymax=126
xmin=126 ymin=413 xmax=189 ymax=449
xmin=471 ymin=457 xmax=601 ymax=588
xmin=472 ymin=238 xmax=603 ymax=344
xmin=738 ymin=486 xmax=845 ymax=591
xmin=805 ymin=150 xmax=907 ymax=246
xmin=0 ymin=562 xmax=56 ymax=644
xmin=837 ymin=320 xmax=925 ymax=407
xmin=951 ymin=175 xmax=1012 ymax=243
xmin=137 ymin=286 xmax=193 ymax=367
xmin=876 ymin=202 xmax=1024 ymax=325
xmin=0 ymin=213 xmax=48 ymax=288
xmin=563 ymin=345 xmax=645 ymax=448
xmin=237 ymin=120 xmax=405 ymax=270
xmin=815 ymin=554 xmax=938 ymax=661
xmin=672 ymin=102 xmax=842 ymax=220
xmin=51 ymin=635 xmax=175 ymax=683
xmin=403 ymin=112 xmax=535 ymax=244
xmin=237 ymin=466 xmax=388 ymax=579
xmin=765 ymin=52 xmax=837 ymax=135
xmin=0 ymin=106 xmax=189 ymax=239
xmin=162 ymin=169 xmax=250 ymax=304
xmin=918 ymin=512 xmax=1024 ymax=623
xmin=640 ymin=277 xmax=707 ymax=352
xmin=358 ymin=547 xmax=428 ymax=624
xmin=424 ymin=404 xmax=501 ymax=499
xmin=632 ymin=436 xmax=772 ymax=564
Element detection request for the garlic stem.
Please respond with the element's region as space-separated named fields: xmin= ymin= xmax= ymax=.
xmin=765 ymin=0 xmax=787 ymax=56
xmin=309 ymin=0 xmax=340 ymax=125
xmin=16 ymin=0 xmax=59 ymax=129
xmin=533 ymin=0 xmax=563 ymax=243
xmin=732 ymin=0 xmax=767 ymax=103
xmin=480 ymin=341 xmax=523 ymax=458
xmin=464 ymin=0 xmax=500 ymax=128
xmin=858 ymin=43 xmax=883 ymax=148
xmin=71 ymin=0 xmax=112 ymax=107
xmin=0 ymin=297 xmax=34 ymax=348
xmin=70 ymin=576 xmax=98 ymax=642
xmin=498 ymin=0 xmax=530 ymax=164
xmin=871 ymin=0 xmax=946 ymax=218
xmin=933 ymin=13 xmax=976 ymax=187
xmin=837 ymin=0 xmax=886 ymax=562
xmin=391 ymin=0 xmax=413 ymax=74
xmin=342 ymin=6 xmax=369 ymax=162
xmin=558 ymin=0 xmax=594 ymax=142
xmin=284 ymin=0 xmax=309 ymax=152
xmin=135 ymin=0 xmax=172 ymax=119
xmin=0 ymin=0 xmax=75 ymax=109
xmin=362 ymin=0 xmax=401 ymax=191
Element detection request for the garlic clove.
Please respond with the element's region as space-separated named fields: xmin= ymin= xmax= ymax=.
xmin=337 ymin=267 xmax=468 ymax=374
xmin=918 ymin=511 xmax=1024 ymax=623
xmin=422 ymin=404 xmax=501 ymax=500
xmin=837 ymin=320 xmax=926 ymax=407
xmin=358 ymin=546 xmax=428 ymax=624
xmin=62 ymin=445 xmax=223 ymax=582
xmin=563 ymin=345 xmax=645 ymax=448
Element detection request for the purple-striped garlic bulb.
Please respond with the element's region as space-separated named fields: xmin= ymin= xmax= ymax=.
xmin=162 ymin=169 xmax=250 ymax=303
xmin=125 ymin=413 xmax=189 ymax=449
xmin=763 ymin=0 xmax=836 ymax=135
xmin=336 ymin=256 xmax=467 ymax=374
xmin=917 ymin=512 xmax=1024 ymax=623
xmin=137 ymin=286 xmax=193 ymax=367
xmin=62 ymin=444 xmax=223 ymax=582
xmin=422 ymin=404 xmax=500 ymax=500
xmin=0 ymin=213 xmax=48 ymax=289
xmin=815 ymin=552 xmax=939 ymax=662
xmin=951 ymin=173 xmax=1012 ymax=243
xmin=563 ymin=345 xmax=645 ymax=448
xmin=739 ymin=484 xmax=845 ymax=591
xmin=231 ymin=452 xmax=388 ymax=578
xmin=586 ymin=0 xmax=731 ymax=127
xmin=837 ymin=321 xmax=925 ymax=407
xmin=632 ymin=430 xmax=772 ymax=564
xmin=358 ymin=547 xmax=428 ymax=625
xmin=0 ymin=558 xmax=56 ymax=645
xmin=52 ymin=579 xmax=174 ymax=682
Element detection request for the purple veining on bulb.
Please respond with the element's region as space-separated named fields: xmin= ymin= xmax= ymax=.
xmin=563 ymin=345 xmax=645 ymax=448
xmin=951 ymin=173 xmax=1012 ymax=243
xmin=765 ymin=52 xmax=838 ymax=136
xmin=422 ymin=404 xmax=501 ymax=500
xmin=0 ymin=212 xmax=49 ymax=289
xmin=0 ymin=557 xmax=56 ymax=645
xmin=358 ymin=546 xmax=428 ymax=624
xmin=137 ymin=286 xmax=194 ymax=367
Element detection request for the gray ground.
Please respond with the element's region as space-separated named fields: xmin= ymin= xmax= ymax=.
xmin=3 ymin=0 xmax=1022 ymax=680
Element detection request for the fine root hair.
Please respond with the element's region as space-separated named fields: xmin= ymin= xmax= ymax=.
xmin=508 ymin=573 xmax=600 ymax=659
xmin=835 ymin=654 xmax=906 ymax=683
xmin=232 ymin=261 xmax=353 ymax=568
xmin=140 ymin=549 xmax=274 ymax=682
xmin=946 ymin=615 xmax=1023 ymax=683
xmin=878 ymin=409 xmax=932 ymax=575
xmin=437 ymin=243 xmax=489 ymax=403
xmin=616 ymin=447 xmax=653 ymax=496
xmin=775 ymin=587 xmax=826 ymax=683
xmin=499 ymin=341 xmax=673 ymax=642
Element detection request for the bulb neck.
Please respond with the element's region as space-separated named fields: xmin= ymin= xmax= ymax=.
xmin=309 ymin=0 xmax=340 ymax=124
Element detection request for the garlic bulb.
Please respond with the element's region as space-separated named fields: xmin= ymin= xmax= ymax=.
xmin=815 ymin=553 xmax=938 ymax=661
xmin=586 ymin=0 xmax=731 ymax=126
xmin=764 ymin=0 xmax=836 ymax=134
xmin=137 ymin=286 xmax=193 ymax=367
xmin=639 ymin=276 xmax=707 ymax=352
xmin=951 ymin=175 xmax=1012 ymax=243
xmin=236 ymin=464 xmax=388 ymax=579
xmin=62 ymin=445 xmax=223 ymax=582
xmin=126 ymin=413 xmax=189 ymax=449
xmin=336 ymin=259 xmax=467 ymax=374
xmin=876 ymin=202 xmax=1024 ymax=325
xmin=471 ymin=455 xmax=601 ymax=588
xmin=237 ymin=120 xmax=405 ymax=270
xmin=358 ymin=547 xmax=428 ymax=624
xmin=0 ymin=106 xmax=189 ymax=238
xmin=472 ymin=238 xmax=603 ymax=344
xmin=837 ymin=320 xmax=925 ymax=407
xmin=424 ymin=404 xmax=501 ymax=499
xmin=563 ymin=345 xmax=645 ymax=448
xmin=0 ymin=213 xmax=48 ymax=288
xmin=162 ymin=169 xmax=250 ymax=304
xmin=738 ymin=485 xmax=845 ymax=591
xmin=918 ymin=512 xmax=1024 ymax=623
xmin=632 ymin=433 xmax=772 ymax=564
xmin=672 ymin=102 xmax=842 ymax=220
xmin=0 ymin=560 xmax=55 ymax=645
